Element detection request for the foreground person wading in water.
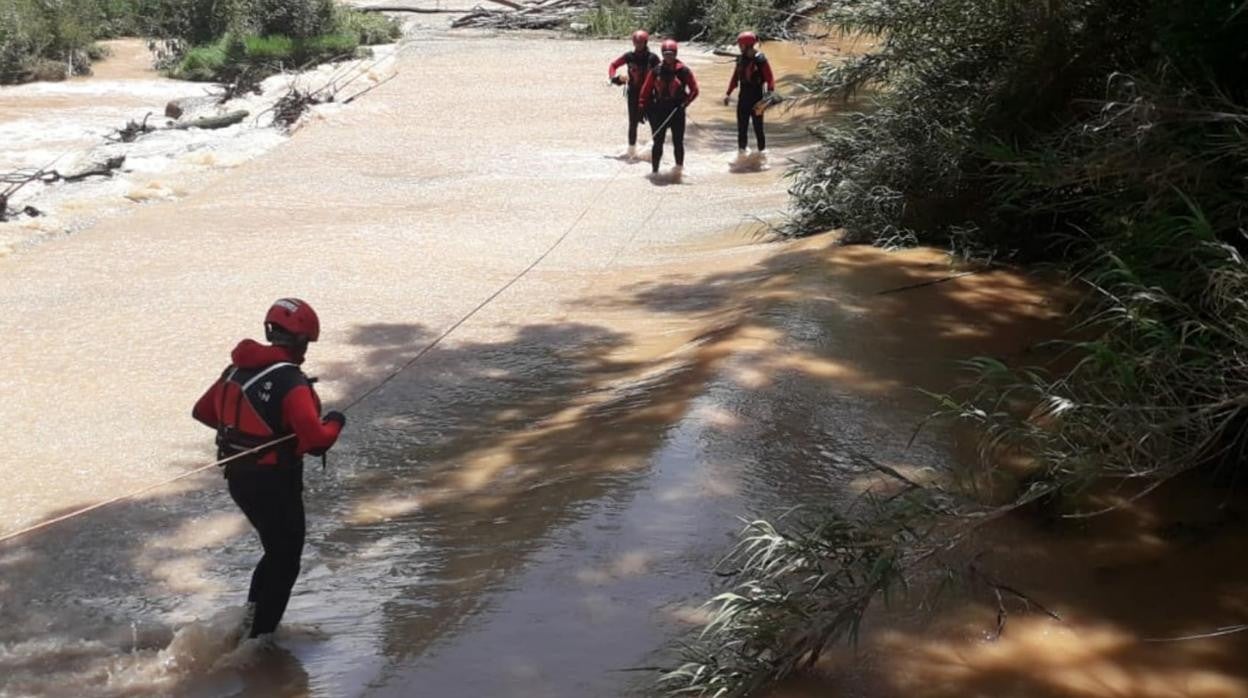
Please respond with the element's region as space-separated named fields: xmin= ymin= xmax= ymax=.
xmin=192 ymin=298 xmax=346 ymax=643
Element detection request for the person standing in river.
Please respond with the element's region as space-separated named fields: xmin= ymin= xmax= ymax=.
xmin=192 ymin=298 xmax=346 ymax=644
xmin=608 ymin=30 xmax=661 ymax=160
xmin=723 ymin=31 xmax=775 ymax=165
xmin=638 ymin=39 xmax=699 ymax=178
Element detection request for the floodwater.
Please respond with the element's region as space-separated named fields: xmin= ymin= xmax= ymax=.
xmin=2 ymin=12 xmax=1246 ymax=698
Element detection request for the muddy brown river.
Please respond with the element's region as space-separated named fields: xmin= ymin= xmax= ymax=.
xmin=2 ymin=12 xmax=1247 ymax=698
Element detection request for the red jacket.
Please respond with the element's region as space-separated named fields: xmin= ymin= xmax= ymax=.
xmin=639 ymin=60 xmax=699 ymax=112
xmin=727 ymin=52 xmax=775 ymax=96
xmin=608 ymin=49 xmax=660 ymax=87
xmin=193 ymin=340 xmax=341 ymax=462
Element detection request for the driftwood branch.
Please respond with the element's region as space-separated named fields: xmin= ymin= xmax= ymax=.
xmin=969 ymin=557 xmax=1061 ymax=640
xmin=108 ymin=113 xmax=156 ymax=143
xmin=451 ymin=0 xmax=594 ymax=29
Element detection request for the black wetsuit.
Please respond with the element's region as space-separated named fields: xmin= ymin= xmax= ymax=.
xmin=640 ymin=61 xmax=699 ymax=173
xmin=730 ymin=52 xmax=774 ymax=151
xmin=610 ymin=50 xmax=660 ymax=146
xmin=229 ymin=464 xmax=306 ymax=636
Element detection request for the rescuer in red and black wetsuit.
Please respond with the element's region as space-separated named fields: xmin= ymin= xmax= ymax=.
xmin=638 ymin=39 xmax=699 ymax=175
xmin=724 ymin=31 xmax=776 ymax=158
xmin=193 ymin=298 xmax=345 ymax=642
xmin=608 ymin=30 xmax=661 ymax=158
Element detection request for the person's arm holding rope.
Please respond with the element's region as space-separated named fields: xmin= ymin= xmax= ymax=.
xmin=283 ymin=385 xmax=343 ymax=457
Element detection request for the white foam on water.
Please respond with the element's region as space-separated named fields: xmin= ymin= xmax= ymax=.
xmin=0 ymin=605 xmax=333 ymax=697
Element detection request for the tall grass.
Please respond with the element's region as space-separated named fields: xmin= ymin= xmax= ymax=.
xmin=669 ymin=0 xmax=1248 ymax=695
xmin=579 ymin=0 xmax=637 ymax=38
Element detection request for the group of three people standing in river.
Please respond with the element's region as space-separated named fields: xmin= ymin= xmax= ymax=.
xmin=607 ymin=29 xmax=776 ymax=176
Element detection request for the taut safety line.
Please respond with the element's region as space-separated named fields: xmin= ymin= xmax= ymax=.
xmin=0 ymin=159 xmax=630 ymax=546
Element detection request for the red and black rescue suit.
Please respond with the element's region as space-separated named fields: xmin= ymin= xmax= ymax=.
xmin=193 ymin=340 xmax=342 ymax=637
xmin=727 ymin=52 xmax=775 ymax=151
xmin=638 ymin=61 xmax=700 ymax=172
xmin=608 ymin=49 xmax=660 ymax=147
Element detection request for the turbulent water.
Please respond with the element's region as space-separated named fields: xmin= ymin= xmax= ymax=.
xmin=2 ymin=12 xmax=1246 ymax=698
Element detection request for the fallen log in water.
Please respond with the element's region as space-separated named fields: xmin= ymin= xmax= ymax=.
xmin=169 ymin=110 xmax=249 ymax=131
xmin=58 ymin=156 xmax=127 ymax=183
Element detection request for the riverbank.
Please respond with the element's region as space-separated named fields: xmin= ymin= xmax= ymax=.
xmin=0 ymin=37 xmax=403 ymax=256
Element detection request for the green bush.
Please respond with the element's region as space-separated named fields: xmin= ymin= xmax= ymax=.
xmin=242 ymin=33 xmax=294 ymax=62
xmin=296 ymin=32 xmax=358 ymax=63
xmin=171 ymin=30 xmax=360 ymax=81
xmin=171 ymin=35 xmax=229 ymax=80
xmin=0 ymin=0 xmax=134 ymax=83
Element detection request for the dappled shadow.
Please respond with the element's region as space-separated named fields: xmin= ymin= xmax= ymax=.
xmin=770 ymin=478 xmax=1248 ymax=698
xmin=569 ymin=235 xmax=1248 ymax=697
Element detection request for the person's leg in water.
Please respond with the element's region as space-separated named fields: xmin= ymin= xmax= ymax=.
xmin=627 ymin=90 xmax=641 ymax=152
xmin=228 ymin=466 xmax=306 ymax=639
xmin=671 ymin=107 xmax=687 ymax=171
xmin=649 ymin=105 xmax=670 ymax=174
xmin=736 ymin=98 xmax=753 ymax=155
xmin=628 ymin=90 xmax=638 ymax=147
xmin=751 ymin=107 xmax=766 ymax=153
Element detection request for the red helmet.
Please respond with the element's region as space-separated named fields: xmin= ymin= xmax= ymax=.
xmin=265 ymin=298 xmax=320 ymax=342
xmin=737 ymin=31 xmax=758 ymax=48
xmin=661 ymin=39 xmax=678 ymax=56
xmin=632 ymin=30 xmax=649 ymax=45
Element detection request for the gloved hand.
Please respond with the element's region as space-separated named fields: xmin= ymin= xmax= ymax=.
xmin=610 ymin=75 xmax=625 ymax=86
xmin=324 ymin=410 xmax=346 ymax=428
xmin=722 ymin=94 xmax=731 ymax=106
xmin=638 ymin=111 xmax=647 ymax=123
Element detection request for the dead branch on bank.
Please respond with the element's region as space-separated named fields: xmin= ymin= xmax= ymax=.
xmin=359 ymin=5 xmax=475 ymax=13
xmin=107 ymin=113 xmax=156 ymax=143
xmin=272 ymin=89 xmax=319 ymax=128
xmin=452 ymin=0 xmax=595 ymax=30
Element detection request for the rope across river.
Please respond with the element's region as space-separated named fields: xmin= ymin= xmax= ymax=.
xmin=0 ymin=159 xmax=631 ymax=546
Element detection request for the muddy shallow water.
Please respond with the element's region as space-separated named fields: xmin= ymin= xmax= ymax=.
xmin=2 ymin=12 xmax=1246 ymax=698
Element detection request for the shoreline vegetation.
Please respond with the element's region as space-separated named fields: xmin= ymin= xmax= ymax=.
xmin=632 ymin=0 xmax=1248 ymax=695
xmin=0 ymin=0 xmax=401 ymax=85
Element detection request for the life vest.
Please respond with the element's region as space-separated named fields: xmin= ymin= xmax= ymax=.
xmin=620 ymin=50 xmax=660 ymax=89
xmin=214 ymin=361 xmax=313 ymax=467
xmin=648 ymin=62 xmax=694 ymax=106
xmin=736 ymin=52 xmax=769 ymax=92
